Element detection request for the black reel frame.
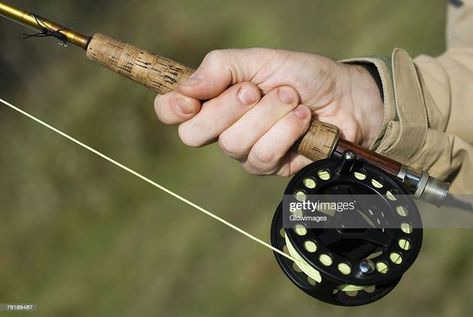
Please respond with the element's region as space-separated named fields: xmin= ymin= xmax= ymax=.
xmin=271 ymin=152 xmax=423 ymax=306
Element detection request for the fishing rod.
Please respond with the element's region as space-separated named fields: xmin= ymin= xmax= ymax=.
xmin=0 ymin=1 xmax=451 ymax=306
xmin=0 ymin=2 xmax=449 ymax=206
xmin=1 ymin=2 xmax=452 ymax=205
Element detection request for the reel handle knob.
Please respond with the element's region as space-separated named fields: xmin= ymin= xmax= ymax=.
xmin=336 ymin=151 xmax=357 ymax=175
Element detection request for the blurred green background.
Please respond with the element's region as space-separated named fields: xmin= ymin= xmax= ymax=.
xmin=0 ymin=0 xmax=472 ymax=316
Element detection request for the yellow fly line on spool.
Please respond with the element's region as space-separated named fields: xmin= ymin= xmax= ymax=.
xmin=284 ymin=229 xmax=372 ymax=292
xmin=285 ymin=233 xmax=322 ymax=283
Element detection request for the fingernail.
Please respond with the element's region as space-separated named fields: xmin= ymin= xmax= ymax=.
xmin=294 ymin=105 xmax=309 ymax=119
xmin=238 ymin=86 xmax=259 ymax=105
xmin=176 ymin=97 xmax=195 ymax=115
xmin=278 ymin=87 xmax=297 ymax=104
xmin=181 ymin=74 xmax=202 ymax=86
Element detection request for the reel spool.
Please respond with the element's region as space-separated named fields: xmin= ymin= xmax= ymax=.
xmin=271 ymin=151 xmax=423 ymax=306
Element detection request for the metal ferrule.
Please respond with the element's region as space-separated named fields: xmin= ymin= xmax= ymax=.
xmin=398 ymin=166 xmax=450 ymax=207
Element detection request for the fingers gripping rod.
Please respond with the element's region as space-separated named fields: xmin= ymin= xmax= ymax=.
xmin=0 ymin=1 xmax=449 ymax=205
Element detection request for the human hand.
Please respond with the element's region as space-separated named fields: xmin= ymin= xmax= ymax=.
xmin=154 ymin=49 xmax=383 ymax=176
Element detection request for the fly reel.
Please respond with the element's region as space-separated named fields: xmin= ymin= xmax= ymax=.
xmin=271 ymin=151 xmax=423 ymax=306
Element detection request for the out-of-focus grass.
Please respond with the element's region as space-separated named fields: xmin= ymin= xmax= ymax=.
xmin=0 ymin=0 xmax=471 ymax=316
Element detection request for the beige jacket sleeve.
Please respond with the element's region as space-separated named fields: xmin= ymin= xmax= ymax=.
xmin=345 ymin=0 xmax=473 ymax=194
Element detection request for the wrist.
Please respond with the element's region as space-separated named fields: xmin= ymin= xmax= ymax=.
xmin=345 ymin=64 xmax=384 ymax=147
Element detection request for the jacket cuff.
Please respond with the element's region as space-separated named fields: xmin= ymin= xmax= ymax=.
xmin=340 ymin=49 xmax=429 ymax=169
xmin=340 ymin=55 xmax=396 ymax=150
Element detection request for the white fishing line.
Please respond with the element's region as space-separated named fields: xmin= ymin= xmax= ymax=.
xmin=0 ymin=97 xmax=295 ymax=262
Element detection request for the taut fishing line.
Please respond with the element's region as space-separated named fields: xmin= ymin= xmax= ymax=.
xmin=0 ymin=97 xmax=294 ymax=262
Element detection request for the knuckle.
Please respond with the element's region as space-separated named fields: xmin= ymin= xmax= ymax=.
xmin=153 ymin=94 xmax=172 ymax=124
xmin=204 ymin=49 xmax=226 ymax=64
xmin=154 ymin=94 xmax=162 ymax=107
xmin=177 ymin=124 xmax=204 ymax=147
xmin=218 ymin=133 xmax=244 ymax=159
xmin=250 ymin=146 xmax=279 ymax=172
xmin=241 ymin=161 xmax=261 ymax=176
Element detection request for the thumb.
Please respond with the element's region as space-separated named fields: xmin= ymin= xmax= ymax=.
xmin=178 ymin=48 xmax=276 ymax=100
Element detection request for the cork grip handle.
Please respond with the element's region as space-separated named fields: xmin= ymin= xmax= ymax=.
xmin=86 ymin=33 xmax=194 ymax=94
xmin=86 ymin=33 xmax=340 ymax=161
